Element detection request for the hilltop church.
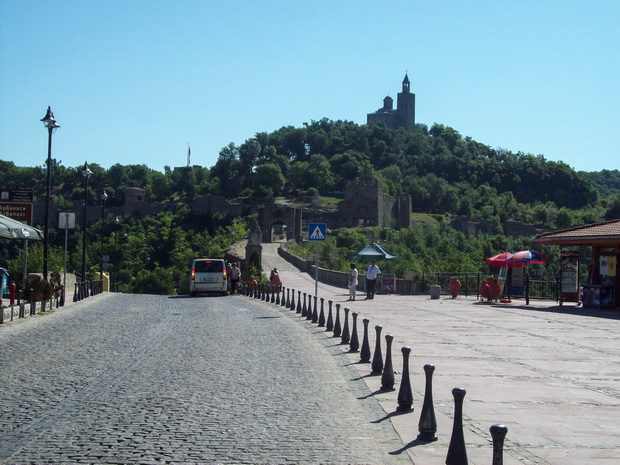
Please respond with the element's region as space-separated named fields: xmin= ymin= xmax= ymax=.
xmin=367 ymin=74 xmax=415 ymax=132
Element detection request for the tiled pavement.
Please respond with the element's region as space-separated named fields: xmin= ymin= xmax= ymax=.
xmin=262 ymin=242 xmax=620 ymax=465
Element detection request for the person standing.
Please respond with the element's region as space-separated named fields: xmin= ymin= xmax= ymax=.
xmin=270 ymin=266 xmax=282 ymax=291
xmin=347 ymin=263 xmax=358 ymax=301
xmin=365 ymin=260 xmax=381 ymax=300
xmin=229 ymin=263 xmax=241 ymax=294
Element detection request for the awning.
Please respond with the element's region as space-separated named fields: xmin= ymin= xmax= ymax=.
xmin=349 ymin=242 xmax=397 ymax=263
xmin=0 ymin=213 xmax=44 ymax=241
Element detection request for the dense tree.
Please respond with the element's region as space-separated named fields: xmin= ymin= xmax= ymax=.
xmin=329 ymin=150 xmax=374 ymax=185
xmin=604 ymin=194 xmax=620 ymax=220
xmin=211 ymin=143 xmax=243 ymax=198
xmin=254 ymin=163 xmax=285 ymax=197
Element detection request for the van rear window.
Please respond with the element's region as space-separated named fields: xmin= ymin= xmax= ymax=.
xmin=194 ymin=261 xmax=223 ymax=273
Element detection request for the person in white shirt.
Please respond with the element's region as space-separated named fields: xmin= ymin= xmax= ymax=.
xmin=347 ymin=263 xmax=358 ymax=301
xmin=230 ymin=262 xmax=241 ymax=294
xmin=365 ymin=261 xmax=381 ymax=300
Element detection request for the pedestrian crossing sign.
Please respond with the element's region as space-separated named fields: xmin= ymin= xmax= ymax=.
xmin=308 ymin=223 xmax=327 ymax=241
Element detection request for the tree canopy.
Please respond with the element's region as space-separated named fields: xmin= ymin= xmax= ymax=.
xmin=1 ymin=117 xmax=616 ymax=295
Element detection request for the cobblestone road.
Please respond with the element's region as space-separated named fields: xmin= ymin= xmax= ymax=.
xmin=0 ymin=293 xmax=413 ymax=465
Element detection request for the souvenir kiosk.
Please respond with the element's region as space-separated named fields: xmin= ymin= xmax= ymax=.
xmin=536 ymin=219 xmax=620 ymax=309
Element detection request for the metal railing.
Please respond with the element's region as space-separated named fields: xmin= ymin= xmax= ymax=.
xmin=423 ymin=272 xmax=484 ymax=298
xmin=424 ymin=272 xmax=559 ymax=301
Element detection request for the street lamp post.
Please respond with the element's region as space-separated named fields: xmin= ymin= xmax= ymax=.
xmin=99 ymin=190 xmax=108 ymax=281
xmin=81 ymin=162 xmax=92 ymax=282
xmin=113 ymin=216 xmax=120 ymax=292
xmin=40 ymin=107 xmax=60 ymax=280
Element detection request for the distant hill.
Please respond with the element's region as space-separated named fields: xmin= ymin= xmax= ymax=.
xmin=581 ymin=170 xmax=620 ymax=198
xmin=1 ymin=119 xmax=618 ymax=229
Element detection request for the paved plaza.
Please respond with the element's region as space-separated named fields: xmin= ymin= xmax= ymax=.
xmin=263 ymin=243 xmax=620 ymax=465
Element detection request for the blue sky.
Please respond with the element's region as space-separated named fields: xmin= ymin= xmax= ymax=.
xmin=1 ymin=1 xmax=618 ymax=174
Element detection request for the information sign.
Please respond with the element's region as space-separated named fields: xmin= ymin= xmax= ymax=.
xmin=0 ymin=189 xmax=34 ymax=203
xmin=0 ymin=202 xmax=33 ymax=225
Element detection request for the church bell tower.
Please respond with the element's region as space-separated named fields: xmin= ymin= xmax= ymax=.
xmin=396 ymin=73 xmax=415 ymax=132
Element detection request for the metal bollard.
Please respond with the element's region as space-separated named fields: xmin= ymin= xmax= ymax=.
xmin=490 ymin=424 xmax=508 ymax=465
xmin=311 ymin=296 xmax=318 ymax=323
xmin=333 ymin=303 xmax=341 ymax=337
xmin=381 ymin=334 xmax=395 ymax=391
xmin=349 ymin=312 xmax=360 ymax=352
xmin=29 ymin=289 xmax=35 ymax=316
xmin=305 ymin=294 xmax=313 ymax=320
xmin=371 ymin=325 xmax=383 ymax=374
xmin=417 ymin=364 xmax=438 ymax=441
xmin=340 ymin=307 xmax=350 ymax=345
xmin=318 ymin=298 xmax=325 ymax=327
xmin=286 ymin=288 xmax=291 ymax=308
xmin=396 ymin=346 xmax=414 ymax=412
xmin=271 ymin=285 xmax=276 ymax=303
xmin=326 ymin=300 xmax=333 ymax=331
xmin=360 ymin=318 xmax=371 ymax=363
xmin=446 ymin=388 xmax=468 ymax=465
xmin=18 ymin=290 xmax=24 ymax=320
xmin=301 ymin=293 xmax=308 ymax=317
xmin=290 ymin=288 xmax=296 ymax=310
xmin=296 ymin=291 xmax=302 ymax=313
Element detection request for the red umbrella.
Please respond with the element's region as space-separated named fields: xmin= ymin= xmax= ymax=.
xmin=484 ymin=252 xmax=522 ymax=267
xmin=505 ymin=250 xmax=550 ymax=266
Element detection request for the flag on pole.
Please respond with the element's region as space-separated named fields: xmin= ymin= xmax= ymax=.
xmin=187 ymin=144 xmax=191 ymax=167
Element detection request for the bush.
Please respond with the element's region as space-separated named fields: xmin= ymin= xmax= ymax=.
xmin=28 ymin=278 xmax=53 ymax=302
xmin=129 ymin=267 xmax=177 ymax=295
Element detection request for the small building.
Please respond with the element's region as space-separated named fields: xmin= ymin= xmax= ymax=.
xmin=536 ymin=219 xmax=620 ymax=308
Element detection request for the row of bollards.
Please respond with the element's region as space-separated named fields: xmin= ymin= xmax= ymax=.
xmin=1 ymin=287 xmax=67 ymax=324
xmin=72 ymin=279 xmax=104 ymax=302
xmin=239 ymin=282 xmax=509 ymax=465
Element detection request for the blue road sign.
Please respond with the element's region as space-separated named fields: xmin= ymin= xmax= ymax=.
xmin=308 ymin=223 xmax=327 ymax=241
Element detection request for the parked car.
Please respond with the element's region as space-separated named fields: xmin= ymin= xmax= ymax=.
xmin=189 ymin=259 xmax=228 ymax=296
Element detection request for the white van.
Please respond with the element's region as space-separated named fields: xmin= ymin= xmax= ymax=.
xmin=189 ymin=259 xmax=228 ymax=296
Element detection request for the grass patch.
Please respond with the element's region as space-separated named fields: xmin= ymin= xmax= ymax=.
xmin=411 ymin=213 xmax=442 ymax=226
